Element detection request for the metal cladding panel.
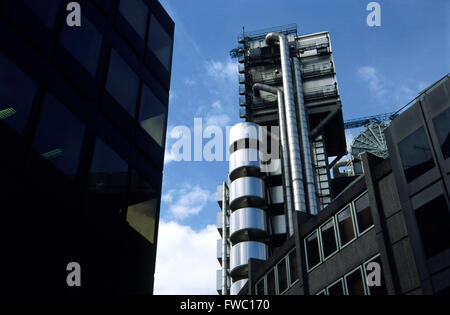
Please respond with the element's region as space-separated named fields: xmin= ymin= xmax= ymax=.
xmin=229 ymin=122 xmax=260 ymax=147
xmin=229 ymin=148 xmax=260 ymax=180
xmin=217 ymin=211 xmax=222 ymax=233
xmin=230 ymin=241 xmax=268 ymax=278
xmin=229 ymin=176 xmax=265 ymax=210
xmin=217 ymin=239 xmax=222 ymax=261
xmin=216 ymin=269 xmax=222 ymax=293
xmin=269 ymin=186 xmax=284 ymax=204
xmin=230 ymin=207 xmax=268 ymax=242
xmin=261 ymin=158 xmax=282 ymax=176
xmin=271 ymin=215 xmax=287 ymax=235
xmin=230 ymin=279 xmax=248 ymax=295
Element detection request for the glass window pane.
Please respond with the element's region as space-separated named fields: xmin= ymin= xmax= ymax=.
xmin=354 ymin=192 xmax=373 ymax=235
xmin=106 ymin=49 xmax=139 ymax=116
xmin=365 ymin=255 xmax=387 ymax=295
xmin=148 ymin=15 xmax=173 ymax=71
xmin=277 ymin=258 xmax=288 ymax=293
xmin=60 ymin=14 xmax=102 ymax=76
xmin=0 ymin=52 xmax=37 ymax=135
xmin=433 ymin=107 xmax=450 ymax=159
xmin=288 ymin=249 xmax=298 ymax=284
xmin=305 ymin=231 xmax=321 ymax=270
xmin=127 ymin=171 xmax=157 ymax=243
xmin=89 ymin=137 xmax=128 ymax=193
xmin=345 ymin=267 xmax=365 ymax=295
xmin=266 ymin=269 xmax=276 ymax=295
xmin=255 ymin=279 xmax=265 ymax=295
xmin=119 ymin=0 xmax=148 ymax=39
xmin=139 ymin=84 xmax=167 ymax=147
xmin=398 ymin=126 xmax=435 ymax=182
xmin=33 ymin=93 xmax=85 ymax=175
xmin=316 ymin=289 xmax=326 ymax=295
xmin=415 ymin=195 xmax=450 ymax=259
xmin=320 ymin=218 xmax=337 ymax=259
xmin=327 ymin=279 xmax=344 ymax=295
xmin=337 ymin=206 xmax=356 ymax=247
xmin=24 ymin=0 xmax=61 ymax=28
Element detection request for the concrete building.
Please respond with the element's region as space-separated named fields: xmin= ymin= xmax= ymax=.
xmin=0 ymin=0 xmax=173 ymax=294
xmin=216 ymin=24 xmax=450 ymax=295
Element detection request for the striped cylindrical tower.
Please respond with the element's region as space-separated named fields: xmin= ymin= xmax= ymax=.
xmin=228 ymin=122 xmax=268 ymax=295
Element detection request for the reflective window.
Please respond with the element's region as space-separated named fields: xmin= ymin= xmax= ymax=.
xmin=277 ymin=258 xmax=288 ymax=293
xmin=255 ymin=279 xmax=265 ymax=295
xmin=354 ymin=192 xmax=373 ymax=235
xmin=415 ymin=195 xmax=450 ymax=259
xmin=127 ymin=171 xmax=158 ymax=243
xmin=60 ymin=14 xmax=102 ymax=76
xmin=320 ymin=218 xmax=338 ymax=259
xmin=364 ymin=255 xmax=387 ymax=295
xmin=345 ymin=267 xmax=365 ymax=295
xmin=139 ymin=84 xmax=167 ymax=147
xmin=0 ymin=52 xmax=37 ymax=135
xmin=119 ymin=0 xmax=148 ymax=39
xmin=148 ymin=15 xmax=173 ymax=71
xmin=433 ymin=107 xmax=450 ymax=159
xmin=305 ymin=230 xmax=321 ymax=270
xmin=106 ymin=49 xmax=139 ymax=116
xmin=89 ymin=137 xmax=128 ymax=193
xmin=24 ymin=0 xmax=61 ymax=28
xmin=398 ymin=127 xmax=435 ymax=182
xmin=288 ymin=249 xmax=298 ymax=284
xmin=266 ymin=268 xmax=276 ymax=295
xmin=337 ymin=206 xmax=356 ymax=247
xmin=33 ymin=93 xmax=85 ymax=175
xmin=327 ymin=279 xmax=344 ymax=295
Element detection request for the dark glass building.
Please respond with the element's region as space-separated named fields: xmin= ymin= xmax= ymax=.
xmin=0 ymin=0 xmax=174 ymax=294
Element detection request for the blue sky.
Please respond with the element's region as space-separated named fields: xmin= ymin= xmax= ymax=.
xmin=153 ymin=0 xmax=449 ymax=294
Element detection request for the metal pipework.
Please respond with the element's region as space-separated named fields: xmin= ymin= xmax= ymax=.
xmin=292 ymin=57 xmax=318 ymax=215
xmin=265 ymin=32 xmax=307 ymax=213
xmin=222 ymin=181 xmax=229 ymax=295
xmin=252 ymin=83 xmax=294 ymax=236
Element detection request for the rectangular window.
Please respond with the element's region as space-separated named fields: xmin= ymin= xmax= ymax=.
xmin=106 ymin=49 xmax=139 ymax=116
xmin=337 ymin=205 xmax=356 ymax=247
xmin=127 ymin=171 xmax=158 ymax=243
xmin=0 ymin=52 xmax=37 ymax=135
xmin=345 ymin=266 xmax=366 ymax=295
xmin=277 ymin=258 xmax=288 ymax=293
xmin=415 ymin=195 xmax=450 ymax=259
xmin=148 ymin=15 xmax=173 ymax=71
xmin=316 ymin=289 xmax=326 ymax=295
xmin=364 ymin=255 xmax=388 ymax=295
xmin=288 ymin=249 xmax=298 ymax=285
xmin=255 ymin=278 xmax=265 ymax=295
xmin=33 ymin=93 xmax=85 ymax=175
xmin=266 ymin=268 xmax=276 ymax=295
xmin=354 ymin=192 xmax=373 ymax=235
xmin=327 ymin=279 xmax=344 ymax=295
xmin=139 ymin=84 xmax=167 ymax=147
xmin=118 ymin=0 xmax=149 ymax=39
xmin=432 ymin=107 xmax=450 ymax=159
xmin=305 ymin=230 xmax=321 ymax=270
xmin=60 ymin=14 xmax=102 ymax=76
xmin=24 ymin=0 xmax=61 ymax=28
xmin=320 ymin=218 xmax=338 ymax=259
xmin=398 ymin=126 xmax=435 ymax=182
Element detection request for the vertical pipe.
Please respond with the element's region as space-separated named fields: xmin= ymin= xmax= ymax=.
xmin=222 ymin=181 xmax=228 ymax=295
xmin=265 ymin=32 xmax=306 ymax=213
xmin=292 ymin=57 xmax=318 ymax=215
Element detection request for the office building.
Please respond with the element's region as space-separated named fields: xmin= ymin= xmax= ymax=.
xmin=216 ymin=24 xmax=450 ymax=295
xmin=0 ymin=0 xmax=173 ymax=294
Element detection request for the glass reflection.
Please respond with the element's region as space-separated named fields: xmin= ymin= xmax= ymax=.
xmin=139 ymin=84 xmax=167 ymax=147
xmin=433 ymin=107 xmax=450 ymax=159
xmin=148 ymin=15 xmax=173 ymax=71
xmin=24 ymin=0 xmax=61 ymax=28
xmin=119 ymin=0 xmax=148 ymax=39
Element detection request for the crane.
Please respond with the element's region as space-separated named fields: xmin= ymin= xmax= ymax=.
xmin=343 ymin=112 xmax=398 ymax=129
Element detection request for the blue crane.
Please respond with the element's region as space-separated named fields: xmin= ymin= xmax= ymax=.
xmin=343 ymin=112 xmax=398 ymax=129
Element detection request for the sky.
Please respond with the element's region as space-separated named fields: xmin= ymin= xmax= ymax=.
xmin=153 ymin=0 xmax=450 ymax=294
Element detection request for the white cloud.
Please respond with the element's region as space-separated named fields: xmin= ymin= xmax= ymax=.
xmin=154 ymin=221 xmax=221 ymax=295
xmin=205 ymin=60 xmax=238 ymax=82
xmin=184 ymin=78 xmax=197 ymax=86
xmin=163 ymin=184 xmax=214 ymax=220
xmin=357 ymin=66 xmax=388 ymax=99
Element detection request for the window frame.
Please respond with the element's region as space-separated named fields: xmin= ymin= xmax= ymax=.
xmin=255 ymin=276 xmax=266 ymax=295
xmin=287 ymin=248 xmax=299 ymax=287
xmin=304 ymin=229 xmax=323 ymax=272
xmin=363 ymin=253 xmax=383 ymax=295
xmin=335 ymin=204 xmax=357 ymax=250
xmin=266 ymin=266 xmax=277 ymax=295
xmin=315 ymin=289 xmax=327 ymax=295
xmin=344 ymin=265 xmax=367 ymax=295
xmin=353 ymin=191 xmax=375 ymax=237
xmin=319 ymin=217 xmax=339 ymax=261
xmin=277 ymin=257 xmax=289 ymax=295
xmin=326 ymin=278 xmax=345 ymax=295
